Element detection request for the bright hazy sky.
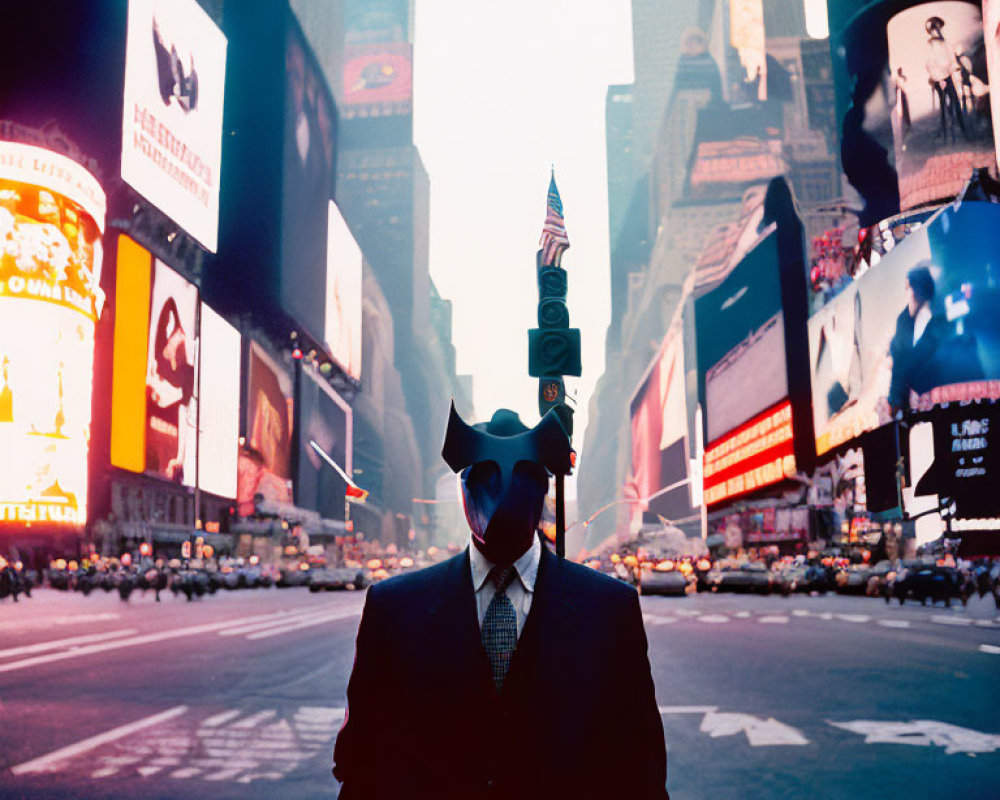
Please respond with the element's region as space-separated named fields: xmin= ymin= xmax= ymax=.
xmin=413 ymin=0 xmax=634 ymax=453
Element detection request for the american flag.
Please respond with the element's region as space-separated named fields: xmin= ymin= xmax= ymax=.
xmin=539 ymin=172 xmax=570 ymax=267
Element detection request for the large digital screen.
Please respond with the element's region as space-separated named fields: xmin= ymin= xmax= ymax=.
xmin=145 ymin=259 xmax=198 ymax=486
xmin=703 ymin=400 xmax=797 ymax=506
xmin=887 ymin=1 xmax=995 ymax=210
xmin=809 ymin=201 xmax=1000 ymax=456
xmin=197 ymin=303 xmax=240 ymax=499
xmin=628 ymin=321 xmax=691 ymax=524
xmin=121 ymin=0 xmax=227 ymax=252
xmin=237 ymin=342 xmax=294 ymax=516
xmin=325 ymin=202 xmax=363 ymax=382
xmin=342 ymin=42 xmax=413 ymax=117
xmin=0 ymin=142 xmax=106 ymax=526
xmin=281 ymin=25 xmax=336 ymax=342
xmin=297 ymin=366 xmax=352 ymax=521
xmin=688 ymin=138 xmax=785 ymax=197
xmin=696 ymin=231 xmax=787 ymax=444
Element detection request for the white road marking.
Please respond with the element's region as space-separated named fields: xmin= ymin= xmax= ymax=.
xmin=817 ymin=612 xmax=833 ymax=620
xmin=0 ymin=629 xmax=140 ymax=659
xmin=733 ymin=611 xmax=752 ymax=618
xmin=230 ymin=710 xmax=276 ymax=729
xmin=877 ymin=619 xmax=911 ymax=629
xmin=0 ymin=606 xmax=357 ymax=674
xmin=979 ymin=644 xmax=1000 ymax=655
xmin=974 ymin=620 xmax=997 ymax=628
xmin=171 ymin=767 xmax=203 ymax=779
xmin=829 ymin=720 xmax=1000 ymax=754
xmin=700 ymin=711 xmax=809 ymax=746
xmin=931 ymin=615 xmax=973 ymax=626
xmin=758 ymin=616 xmax=789 ymax=624
xmin=834 ymin=614 xmax=870 ymax=623
xmin=245 ymin=608 xmax=360 ymax=640
xmin=659 ymin=705 xmax=719 ymax=715
xmin=137 ymin=766 xmax=163 ymax=777
xmin=217 ymin=609 xmax=323 ymax=637
xmin=697 ymin=614 xmax=730 ymax=624
xmin=201 ymin=709 xmax=243 ymax=728
xmin=792 ymin=609 xmax=811 ymax=617
xmin=10 ymin=706 xmax=188 ymax=775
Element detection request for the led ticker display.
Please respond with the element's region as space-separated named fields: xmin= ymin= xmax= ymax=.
xmin=0 ymin=142 xmax=106 ymax=527
xmin=703 ymin=401 xmax=796 ymax=507
xmin=121 ymin=0 xmax=227 ymax=251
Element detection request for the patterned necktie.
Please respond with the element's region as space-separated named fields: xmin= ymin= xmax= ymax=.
xmin=482 ymin=566 xmax=517 ymax=692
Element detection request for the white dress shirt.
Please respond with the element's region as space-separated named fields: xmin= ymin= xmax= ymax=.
xmin=469 ymin=534 xmax=540 ymax=640
xmin=913 ymin=303 xmax=932 ymax=346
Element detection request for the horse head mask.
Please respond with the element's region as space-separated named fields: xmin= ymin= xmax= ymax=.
xmin=441 ymin=402 xmax=572 ymax=566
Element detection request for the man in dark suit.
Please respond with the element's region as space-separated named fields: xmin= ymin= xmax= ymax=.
xmin=333 ymin=404 xmax=668 ymax=800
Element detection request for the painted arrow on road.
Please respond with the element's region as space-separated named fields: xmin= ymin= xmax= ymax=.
xmin=658 ymin=706 xmax=809 ymax=746
xmin=828 ymin=720 xmax=1000 ymax=755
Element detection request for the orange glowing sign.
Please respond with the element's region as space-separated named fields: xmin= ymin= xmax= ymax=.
xmin=703 ymin=400 xmax=796 ymax=506
xmin=0 ymin=142 xmax=106 ymax=527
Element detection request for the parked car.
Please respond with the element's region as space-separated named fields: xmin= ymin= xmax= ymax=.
xmin=639 ymin=568 xmax=688 ymax=597
xmin=308 ymin=568 xmax=367 ymax=592
xmin=707 ymin=562 xmax=772 ymax=594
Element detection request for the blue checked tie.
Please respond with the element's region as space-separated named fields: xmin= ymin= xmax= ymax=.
xmin=482 ymin=566 xmax=517 ymax=692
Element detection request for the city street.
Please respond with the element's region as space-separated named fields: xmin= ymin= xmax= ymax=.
xmin=0 ymin=584 xmax=997 ymax=800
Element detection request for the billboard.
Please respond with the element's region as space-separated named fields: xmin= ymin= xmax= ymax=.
xmin=628 ymin=321 xmax=691 ymax=524
xmin=121 ymin=0 xmax=227 ymax=252
xmin=281 ymin=24 xmax=336 ymax=343
xmin=297 ymin=366 xmax=352 ymax=521
xmin=696 ymin=231 xmax=787 ymax=444
xmin=237 ymin=342 xmax=294 ymax=516
xmin=809 ymin=201 xmax=1000 ymax=456
xmin=325 ymin=202 xmax=363 ymax=381
xmin=688 ymin=138 xmax=785 ymax=197
xmin=342 ymin=42 xmax=413 ymax=118
xmin=703 ymin=400 xmax=797 ymax=506
xmin=887 ymin=1 xmax=995 ymax=210
xmin=729 ymin=0 xmax=767 ymax=103
xmin=145 ymin=259 xmax=198 ymax=485
xmin=197 ymin=303 xmax=240 ymax=499
xmin=986 ymin=0 xmax=1000 ymax=170
xmin=0 ymin=142 xmax=105 ymax=526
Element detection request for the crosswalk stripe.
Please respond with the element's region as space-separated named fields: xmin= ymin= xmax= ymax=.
xmin=10 ymin=706 xmax=188 ymax=775
xmin=0 ymin=629 xmax=141 ymax=660
xmin=245 ymin=609 xmax=360 ymax=640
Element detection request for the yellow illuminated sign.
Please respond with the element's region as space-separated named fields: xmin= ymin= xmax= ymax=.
xmin=0 ymin=142 xmax=105 ymax=527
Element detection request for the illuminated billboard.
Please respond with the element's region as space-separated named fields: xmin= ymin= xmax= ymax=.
xmin=198 ymin=303 xmax=240 ymax=499
xmin=146 ymin=259 xmax=198 ymax=485
xmin=342 ymin=42 xmax=413 ymax=118
xmin=696 ymin=231 xmax=787 ymax=444
xmin=110 ymin=239 xmax=199 ymax=487
xmin=325 ymin=202 xmax=363 ymax=381
xmin=628 ymin=320 xmax=691 ymax=524
xmin=237 ymin=342 xmax=294 ymax=516
xmin=0 ymin=142 xmax=106 ymax=526
xmin=809 ymin=201 xmax=1000 ymax=456
xmin=297 ymin=366 xmax=352 ymax=521
xmin=282 ymin=25 xmax=336 ymax=342
xmin=887 ymin=1 xmax=995 ymax=210
xmin=703 ymin=401 xmax=797 ymax=506
xmin=688 ymin=138 xmax=785 ymax=198
xmin=729 ymin=0 xmax=767 ymax=103
xmin=121 ymin=0 xmax=227 ymax=251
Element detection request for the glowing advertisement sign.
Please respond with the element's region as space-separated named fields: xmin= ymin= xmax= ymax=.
xmin=237 ymin=342 xmax=293 ymax=516
xmin=325 ymin=202 xmax=363 ymax=382
xmin=121 ymin=0 xmax=227 ymax=251
xmin=342 ymin=42 xmax=413 ymax=117
xmin=809 ymin=202 xmax=1000 ymax=456
xmin=887 ymin=2 xmax=995 ymax=210
xmin=197 ymin=303 xmax=240 ymax=499
xmin=703 ymin=401 xmax=796 ymax=507
xmin=0 ymin=142 xmax=106 ymax=526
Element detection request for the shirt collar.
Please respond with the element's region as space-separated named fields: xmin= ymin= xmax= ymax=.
xmin=469 ymin=533 xmax=541 ymax=594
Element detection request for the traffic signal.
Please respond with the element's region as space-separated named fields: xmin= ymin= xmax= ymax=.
xmin=538 ymin=377 xmax=565 ymax=413
xmin=528 ymin=328 xmax=582 ymax=377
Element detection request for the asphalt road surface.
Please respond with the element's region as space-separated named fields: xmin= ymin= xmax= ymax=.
xmin=0 ymin=582 xmax=998 ymax=800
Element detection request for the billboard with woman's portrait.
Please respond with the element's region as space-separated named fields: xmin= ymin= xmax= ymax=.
xmin=809 ymin=201 xmax=1000 ymax=455
xmin=145 ymin=260 xmax=198 ymax=486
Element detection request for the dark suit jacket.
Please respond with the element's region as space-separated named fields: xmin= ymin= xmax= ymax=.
xmin=333 ymin=543 xmax=668 ymax=800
